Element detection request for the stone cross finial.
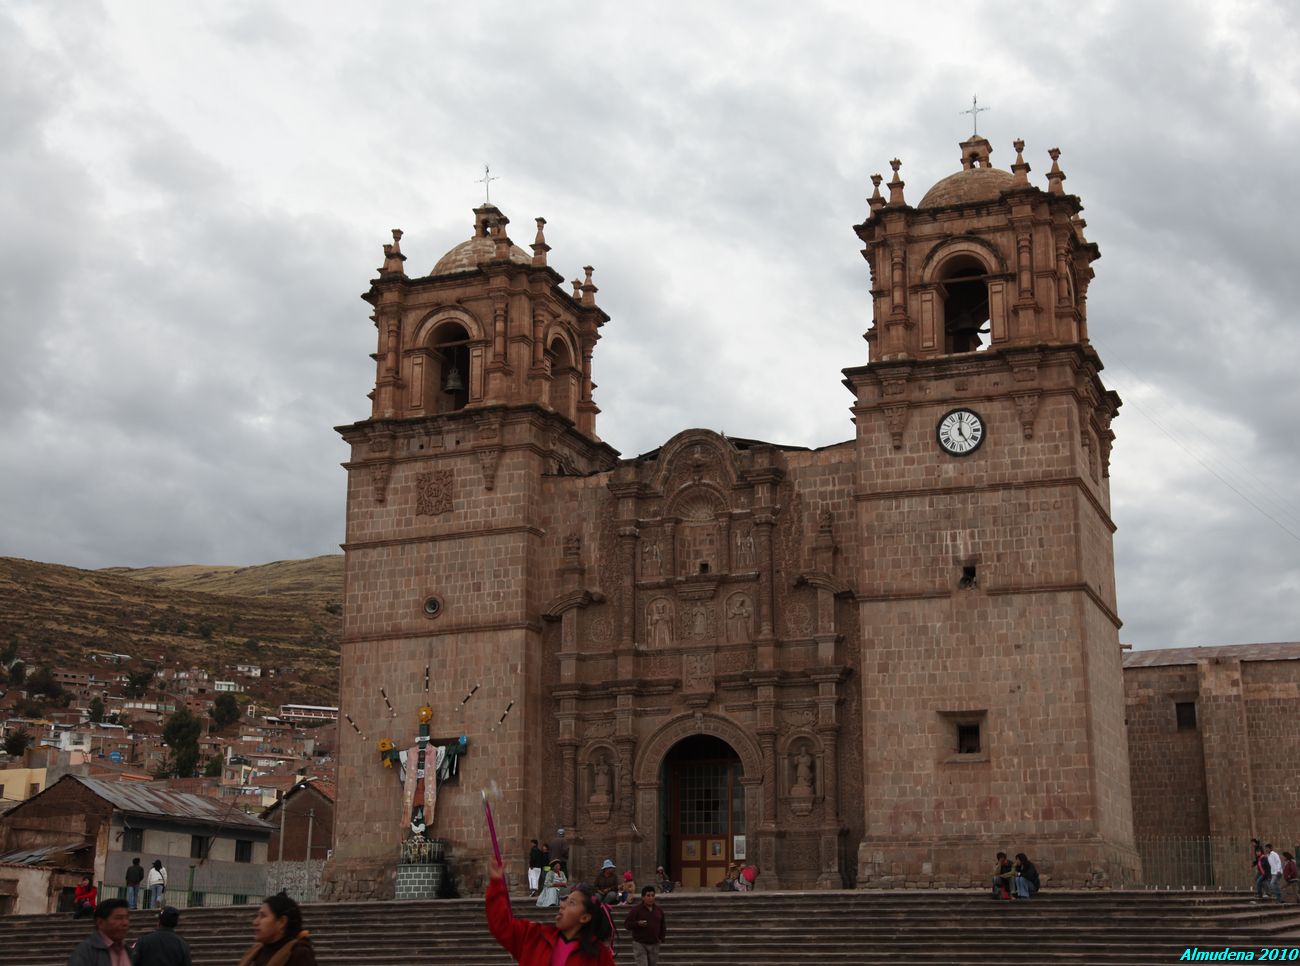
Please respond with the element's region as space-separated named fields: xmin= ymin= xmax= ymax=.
xmin=1046 ymin=147 xmax=1067 ymax=195
xmin=1011 ymin=138 xmax=1031 ymax=187
xmin=868 ymin=174 xmax=885 ymax=211
xmin=532 ymin=217 xmax=550 ymax=267
xmin=960 ymin=95 xmax=990 ymax=137
xmin=478 ymin=164 xmax=499 ymax=204
xmin=887 ymin=159 xmax=906 ymax=206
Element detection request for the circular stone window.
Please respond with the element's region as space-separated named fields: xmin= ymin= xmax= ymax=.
xmin=422 ymin=595 xmax=444 ymax=619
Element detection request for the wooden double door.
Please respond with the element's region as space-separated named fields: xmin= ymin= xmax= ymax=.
xmin=665 ymin=745 xmax=743 ymax=889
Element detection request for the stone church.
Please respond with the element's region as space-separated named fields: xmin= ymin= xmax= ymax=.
xmin=322 ymin=135 xmax=1139 ymax=899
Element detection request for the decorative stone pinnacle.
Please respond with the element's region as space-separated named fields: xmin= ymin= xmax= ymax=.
xmin=1011 ymin=138 xmax=1031 ymax=187
xmin=572 ymin=278 xmax=583 ymax=299
xmin=869 ymin=174 xmax=885 ymax=211
xmin=380 ymin=227 xmax=407 ymax=276
xmin=531 ymin=216 xmax=550 ymax=267
xmin=1046 ymin=147 xmax=1066 ymax=194
xmin=887 ymin=159 xmax=906 ymax=206
xmin=581 ymin=265 xmax=597 ymax=306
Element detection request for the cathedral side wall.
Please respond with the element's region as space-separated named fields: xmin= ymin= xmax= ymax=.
xmin=1241 ymin=660 xmax=1300 ymax=841
xmin=1123 ymin=664 xmax=1209 ymax=838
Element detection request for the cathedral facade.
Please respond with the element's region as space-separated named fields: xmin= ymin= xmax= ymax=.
xmin=323 ymin=136 xmax=1139 ymax=898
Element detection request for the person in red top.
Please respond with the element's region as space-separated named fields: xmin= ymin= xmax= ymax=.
xmin=73 ymin=877 xmax=98 ymax=919
xmin=486 ymin=858 xmax=614 ymax=966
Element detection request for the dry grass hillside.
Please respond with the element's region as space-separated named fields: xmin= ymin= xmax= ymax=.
xmin=0 ymin=555 xmax=345 ymax=705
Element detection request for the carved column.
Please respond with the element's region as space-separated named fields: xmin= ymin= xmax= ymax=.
xmin=662 ymin=520 xmax=677 ymax=579
xmin=754 ymin=513 xmax=775 ymax=639
xmin=492 ymin=297 xmax=507 ymax=363
xmin=617 ymin=527 xmax=638 ymax=647
xmin=560 ymin=741 xmax=578 ymax=830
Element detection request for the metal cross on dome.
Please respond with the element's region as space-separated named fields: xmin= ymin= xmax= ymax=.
xmin=478 ymin=164 xmax=499 ymax=204
xmin=961 ymin=95 xmax=990 ymax=137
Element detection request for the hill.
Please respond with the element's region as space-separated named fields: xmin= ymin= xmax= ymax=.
xmin=0 ymin=555 xmax=345 ymax=705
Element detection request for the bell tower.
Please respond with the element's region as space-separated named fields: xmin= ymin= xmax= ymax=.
xmin=845 ymin=137 xmax=1138 ymax=886
xmin=326 ymin=205 xmax=619 ymax=898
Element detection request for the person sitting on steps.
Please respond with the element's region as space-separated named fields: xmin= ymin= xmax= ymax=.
xmin=991 ymin=852 xmax=1015 ymax=900
xmin=1012 ymin=852 xmax=1040 ymax=899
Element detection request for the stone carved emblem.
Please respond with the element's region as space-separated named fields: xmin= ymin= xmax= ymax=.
xmin=582 ymin=719 xmax=615 ymax=740
xmin=647 ymin=597 xmax=674 ymax=648
xmin=716 ymin=648 xmax=754 ymax=673
xmin=415 ymin=469 xmax=454 ymax=516
xmin=648 ymin=653 xmax=677 ymax=678
xmin=780 ymin=708 xmax=816 ymax=732
xmin=587 ymin=615 xmax=613 ymax=645
xmin=680 ymin=601 xmax=715 ymax=641
xmin=477 ymin=448 xmax=501 ymax=491
xmin=784 ymin=601 xmax=812 ymax=638
xmin=683 ymin=652 xmax=714 ymax=691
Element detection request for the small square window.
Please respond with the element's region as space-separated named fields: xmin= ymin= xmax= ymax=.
xmin=957 ymin=724 xmax=981 ymax=754
xmin=1175 ymin=701 xmax=1197 ymax=731
xmin=190 ymin=835 xmax=211 ymax=859
xmin=122 ymin=827 xmax=144 ymax=852
xmin=235 ymin=839 xmax=253 ymax=863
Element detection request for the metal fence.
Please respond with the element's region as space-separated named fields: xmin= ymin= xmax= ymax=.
xmin=100 ymin=860 xmax=323 ymax=909
xmin=1134 ymin=835 xmax=1300 ymax=892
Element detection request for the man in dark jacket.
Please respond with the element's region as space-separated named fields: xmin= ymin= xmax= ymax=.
xmin=124 ymin=858 xmax=145 ymax=910
xmin=67 ymin=899 xmax=131 ymax=966
xmin=131 ymin=906 xmax=191 ymax=966
xmin=624 ymin=886 xmax=667 ymax=966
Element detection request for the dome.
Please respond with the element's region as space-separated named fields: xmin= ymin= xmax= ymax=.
xmin=918 ymin=166 xmax=1016 ymax=209
xmin=431 ymin=236 xmax=532 ymax=275
xmin=430 ymin=204 xmax=533 ymax=276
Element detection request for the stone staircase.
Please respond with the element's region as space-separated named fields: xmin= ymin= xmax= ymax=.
xmin=4 ymin=890 xmax=1300 ymax=966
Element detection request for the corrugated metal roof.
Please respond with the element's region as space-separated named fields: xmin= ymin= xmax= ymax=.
xmin=72 ymin=776 xmax=272 ymax=831
xmin=1124 ymin=641 xmax=1300 ymax=668
xmin=0 ymin=840 xmax=92 ymax=866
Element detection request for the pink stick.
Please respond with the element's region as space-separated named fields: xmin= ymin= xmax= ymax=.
xmin=482 ymin=792 xmax=512 ymax=915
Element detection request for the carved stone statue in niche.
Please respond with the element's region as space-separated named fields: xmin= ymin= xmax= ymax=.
xmin=647 ymin=597 xmax=673 ymax=648
xmin=726 ymin=594 xmax=752 ymax=643
xmin=641 ymin=539 xmax=661 ymax=577
xmin=564 ymin=532 xmax=581 ymax=558
xmin=590 ymin=755 xmax=612 ymax=804
xmin=735 ymin=528 xmax=755 ymax=569
xmin=792 ymin=748 xmax=814 ymax=795
xmin=789 ymin=745 xmax=815 ymax=816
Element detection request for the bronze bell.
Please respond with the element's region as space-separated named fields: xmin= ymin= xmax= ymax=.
xmin=443 ymin=364 xmax=464 ymax=393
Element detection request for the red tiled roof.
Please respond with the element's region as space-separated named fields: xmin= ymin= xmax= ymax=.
xmin=1123 ymin=641 xmax=1300 ymax=668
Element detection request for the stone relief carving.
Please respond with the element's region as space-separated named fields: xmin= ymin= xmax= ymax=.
xmin=582 ymin=719 xmax=615 ymax=740
xmin=371 ymin=461 xmax=393 ymax=504
xmin=680 ymin=601 xmax=715 ymax=642
xmin=415 ymin=469 xmax=454 ymax=516
xmin=734 ymin=528 xmax=755 ymax=569
xmin=683 ymin=652 xmax=714 ymax=691
xmin=648 ymin=653 xmax=677 ymax=678
xmin=780 ymin=708 xmax=816 ymax=732
xmin=788 ymin=740 xmax=816 ymax=816
xmin=564 ymin=531 xmax=581 ymax=558
xmin=477 ymin=448 xmax=501 ymax=491
xmin=587 ymin=615 xmax=613 ymax=645
xmin=590 ymin=754 xmax=612 ymax=804
xmin=640 ymin=539 xmax=661 ymax=577
xmin=715 ymin=647 xmax=754 ymax=674
xmin=725 ymin=593 xmax=752 ymax=643
xmin=647 ymin=597 xmax=674 ymax=648
xmin=784 ymin=600 xmax=812 ymax=638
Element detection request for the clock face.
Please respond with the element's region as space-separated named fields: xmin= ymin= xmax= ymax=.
xmin=937 ymin=408 xmax=985 ymax=456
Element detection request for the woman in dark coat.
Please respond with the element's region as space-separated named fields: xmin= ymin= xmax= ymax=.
xmin=1012 ymin=853 xmax=1040 ymax=899
xmin=238 ymin=893 xmax=317 ymax=966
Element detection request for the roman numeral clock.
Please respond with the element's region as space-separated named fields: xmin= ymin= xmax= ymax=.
xmin=936 ymin=407 xmax=985 ymax=456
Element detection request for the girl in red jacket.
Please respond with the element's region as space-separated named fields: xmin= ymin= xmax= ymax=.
xmin=486 ymin=858 xmax=614 ymax=965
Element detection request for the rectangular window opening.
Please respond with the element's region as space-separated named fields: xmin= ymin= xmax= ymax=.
xmin=190 ymin=835 xmax=211 ymax=859
xmin=957 ymin=723 xmax=981 ymax=754
xmin=1175 ymin=701 xmax=1197 ymax=731
xmin=122 ymin=827 xmax=144 ymax=852
xmin=235 ymin=839 xmax=253 ymax=863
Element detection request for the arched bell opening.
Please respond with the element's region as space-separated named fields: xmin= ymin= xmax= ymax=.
xmin=546 ymin=336 xmax=578 ymax=422
xmin=657 ymin=734 xmax=744 ymax=889
xmin=430 ymin=322 xmax=470 ymax=413
xmin=939 ymin=255 xmax=992 ymax=353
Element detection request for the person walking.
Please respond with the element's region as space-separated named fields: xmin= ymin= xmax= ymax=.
xmin=623 ymin=885 xmax=667 ymax=966
xmin=131 ymin=906 xmax=191 ymax=966
xmin=1253 ymin=842 xmax=1269 ymax=901
xmin=1267 ymin=844 xmax=1285 ymax=903
xmin=486 ymin=857 xmax=614 ymax=966
xmin=238 ymin=894 xmax=317 ymax=966
xmin=145 ymin=861 xmax=167 ymax=910
xmin=1283 ymin=852 xmax=1299 ymax=904
xmin=73 ymin=877 xmax=98 ymax=919
xmin=66 ymin=898 xmax=131 ymax=966
xmin=526 ymin=839 xmax=544 ymax=897
xmin=124 ymin=858 xmax=145 ymax=910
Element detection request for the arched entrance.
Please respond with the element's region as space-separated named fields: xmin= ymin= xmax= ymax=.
xmin=659 ymin=735 xmax=743 ymax=889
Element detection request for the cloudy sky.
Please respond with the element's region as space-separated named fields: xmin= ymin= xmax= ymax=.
xmin=1 ymin=1 xmax=1297 ymax=650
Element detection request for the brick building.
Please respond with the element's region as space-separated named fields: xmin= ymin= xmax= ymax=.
xmin=1123 ymin=642 xmax=1300 ymax=887
xmin=324 ymin=135 xmax=1138 ymax=898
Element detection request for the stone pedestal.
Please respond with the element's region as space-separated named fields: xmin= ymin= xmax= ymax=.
xmin=394 ymin=862 xmax=447 ymax=900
